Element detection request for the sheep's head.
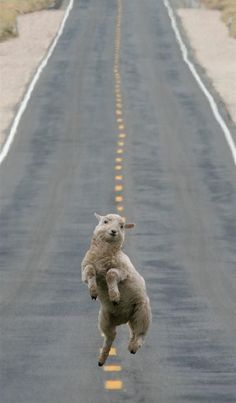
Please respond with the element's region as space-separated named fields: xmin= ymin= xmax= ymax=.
xmin=93 ymin=213 xmax=135 ymax=248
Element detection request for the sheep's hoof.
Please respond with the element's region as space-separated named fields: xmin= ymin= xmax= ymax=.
xmin=109 ymin=290 xmax=120 ymax=304
xmin=98 ymin=361 xmax=103 ymax=367
xmin=89 ymin=286 xmax=98 ymax=300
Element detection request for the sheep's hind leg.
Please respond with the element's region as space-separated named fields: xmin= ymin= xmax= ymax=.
xmin=98 ymin=310 xmax=116 ymax=366
xmin=128 ymin=302 xmax=151 ymax=354
xmin=128 ymin=324 xmax=144 ymax=354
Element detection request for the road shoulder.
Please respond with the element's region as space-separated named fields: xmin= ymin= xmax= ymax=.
xmin=0 ymin=9 xmax=65 ymax=149
xmin=177 ymin=7 xmax=236 ymax=128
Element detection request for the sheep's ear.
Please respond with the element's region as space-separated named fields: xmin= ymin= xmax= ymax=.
xmin=94 ymin=212 xmax=102 ymax=221
xmin=125 ymin=223 xmax=135 ymax=229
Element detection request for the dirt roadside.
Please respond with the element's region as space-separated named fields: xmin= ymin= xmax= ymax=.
xmin=0 ymin=8 xmax=65 ymax=149
xmin=177 ymin=7 xmax=236 ymax=127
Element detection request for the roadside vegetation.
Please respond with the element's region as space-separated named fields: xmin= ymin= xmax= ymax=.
xmin=0 ymin=0 xmax=55 ymax=41
xmin=202 ymin=0 xmax=236 ymax=38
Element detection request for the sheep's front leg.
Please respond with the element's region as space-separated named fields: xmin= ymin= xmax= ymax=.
xmin=106 ymin=268 xmax=127 ymax=304
xmin=82 ymin=264 xmax=98 ymax=300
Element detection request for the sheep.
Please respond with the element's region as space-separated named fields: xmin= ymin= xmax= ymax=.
xmin=81 ymin=213 xmax=152 ymax=366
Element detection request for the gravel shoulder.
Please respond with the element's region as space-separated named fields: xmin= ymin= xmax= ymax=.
xmin=178 ymin=8 xmax=236 ymax=126
xmin=0 ymin=9 xmax=64 ymax=149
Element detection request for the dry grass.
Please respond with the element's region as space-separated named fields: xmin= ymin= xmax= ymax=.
xmin=0 ymin=0 xmax=55 ymax=41
xmin=202 ymin=0 xmax=236 ymax=37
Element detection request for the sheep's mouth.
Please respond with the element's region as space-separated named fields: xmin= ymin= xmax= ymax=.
xmin=106 ymin=232 xmax=119 ymax=242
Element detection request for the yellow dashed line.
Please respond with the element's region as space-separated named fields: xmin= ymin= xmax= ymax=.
xmin=109 ymin=347 xmax=117 ymax=356
xmin=115 ymin=185 xmax=123 ymax=191
xmin=116 ymin=148 xmax=124 ymax=154
xmin=105 ymin=380 xmax=123 ymax=390
xmin=116 ymin=205 xmax=124 ymax=212
xmin=115 ymin=195 xmax=123 ymax=202
xmin=100 ymin=347 xmax=117 ymax=356
xmin=118 ymin=133 xmax=126 ymax=139
xmin=118 ymin=141 xmax=124 ymax=146
xmin=115 ymin=175 xmax=123 ymax=180
xmin=107 ymin=1 xmax=125 ymax=391
xmin=104 ymin=365 xmax=122 ymax=372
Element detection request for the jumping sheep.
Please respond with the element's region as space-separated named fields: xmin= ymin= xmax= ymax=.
xmin=81 ymin=213 xmax=152 ymax=366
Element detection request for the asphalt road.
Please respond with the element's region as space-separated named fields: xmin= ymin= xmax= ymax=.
xmin=1 ymin=0 xmax=236 ymax=402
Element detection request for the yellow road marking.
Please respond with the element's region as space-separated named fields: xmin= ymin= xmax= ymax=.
xmin=116 ymin=205 xmax=124 ymax=212
xmin=115 ymin=195 xmax=123 ymax=202
xmin=109 ymin=347 xmax=117 ymax=356
xmin=104 ymin=365 xmax=122 ymax=372
xmin=117 ymin=148 xmax=124 ymax=154
xmin=105 ymin=380 xmax=123 ymax=390
xmin=104 ymin=0 xmax=125 ymax=393
xmin=100 ymin=347 xmax=117 ymax=356
xmin=118 ymin=133 xmax=126 ymax=138
xmin=115 ymin=185 xmax=123 ymax=192
xmin=115 ymin=175 xmax=123 ymax=180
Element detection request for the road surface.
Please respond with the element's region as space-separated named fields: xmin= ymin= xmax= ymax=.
xmin=1 ymin=0 xmax=236 ymax=402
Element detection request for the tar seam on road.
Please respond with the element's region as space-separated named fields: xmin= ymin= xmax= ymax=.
xmin=103 ymin=0 xmax=124 ymax=392
xmin=0 ymin=0 xmax=75 ymax=167
xmin=163 ymin=0 xmax=236 ymax=166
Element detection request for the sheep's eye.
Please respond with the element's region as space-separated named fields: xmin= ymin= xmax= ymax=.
xmin=104 ymin=220 xmax=108 ymax=224
xmin=120 ymin=224 xmax=124 ymax=229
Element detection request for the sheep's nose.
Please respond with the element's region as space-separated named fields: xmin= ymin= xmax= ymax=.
xmin=111 ymin=229 xmax=117 ymax=235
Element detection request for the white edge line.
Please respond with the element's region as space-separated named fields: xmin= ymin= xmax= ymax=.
xmin=163 ymin=0 xmax=236 ymax=166
xmin=0 ymin=0 xmax=74 ymax=166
